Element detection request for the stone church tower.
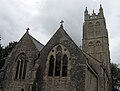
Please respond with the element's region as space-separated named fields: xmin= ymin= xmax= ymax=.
xmin=82 ymin=5 xmax=111 ymax=91
xmin=82 ymin=5 xmax=111 ymax=76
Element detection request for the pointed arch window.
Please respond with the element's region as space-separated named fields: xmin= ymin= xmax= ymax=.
xmin=15 ymin=53 xmax=28 ymax=80
xmin=47 ymin=45 xmax=70 ymax=77
xmin=88 ymin=22 xmax=94 ymax=37
xmin=95 ymin=22 xmax=101 ymax=36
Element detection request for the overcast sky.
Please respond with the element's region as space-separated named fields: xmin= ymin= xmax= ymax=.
xmin=0 ymin=0 xmax=120 ymax=64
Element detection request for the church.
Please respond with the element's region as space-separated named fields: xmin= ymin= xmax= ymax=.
xmin=0 ymin=5 xmax=112 ymax=91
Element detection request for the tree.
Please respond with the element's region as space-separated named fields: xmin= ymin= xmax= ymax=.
xmin=0 ymin=46 xmax=4 ymax=69
xmin=0 ymin=41 xmax=17 ymax=69
xmin=111 ymin=63 xmax=120 ymax=91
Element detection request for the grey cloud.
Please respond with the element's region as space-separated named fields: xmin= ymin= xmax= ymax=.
xmin=0 ymin=0 xmax=120 ymax=64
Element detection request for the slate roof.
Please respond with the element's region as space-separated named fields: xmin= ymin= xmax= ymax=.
xmin=30 ymin=35 xmax=44 ymax=51
xmin=21 ymin=30 xmax=44 ymax=52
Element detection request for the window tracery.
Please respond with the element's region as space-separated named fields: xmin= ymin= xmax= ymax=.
xmin=15 ymin=53 xmax=28 ymax=80
xmin=47 ymin=44 xmax=69 ymax=77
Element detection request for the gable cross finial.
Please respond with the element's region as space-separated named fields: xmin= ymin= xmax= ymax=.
xmin=26 ymin=27 xmax=30 ymax=31
xmin=60 ymin=20 xmax=64 ymax=27
xmin=26 ymin=27 xmax=30 ymax=34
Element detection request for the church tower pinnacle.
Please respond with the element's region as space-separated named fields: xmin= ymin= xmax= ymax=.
xmin=84 ymin=7 xmax=89 ymax=20
xmin=99 ymin=4 xmax=104 ymax=18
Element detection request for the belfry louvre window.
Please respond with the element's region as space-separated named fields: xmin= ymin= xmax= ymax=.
xmin=88 ymin=22 xmax=94 ymax=37
xmin=15 ymin=53 xmax=28 ymax=80
xmin=47 ymin=44 xmax=70 ymax=77
xmin=95 ymin=22 xmax=101 ymax=36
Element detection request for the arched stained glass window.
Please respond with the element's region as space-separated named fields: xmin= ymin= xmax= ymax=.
xmin=15 ymin=53 xmax=28 ymax=80
xmin=47 ymin=44 xmax=70 ymax=77
xmin=48 ymin=55 xmax=54 ymax=76
xmin=62 ymin=54 xmax=68 ymax=77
